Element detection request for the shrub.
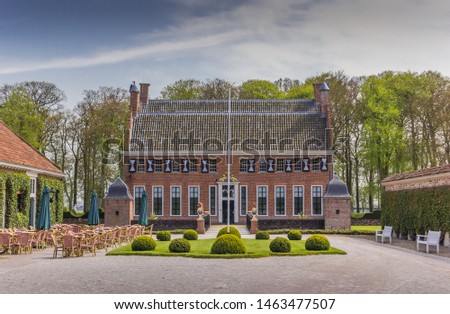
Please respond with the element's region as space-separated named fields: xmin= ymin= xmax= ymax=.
xmin=183 ymin=229 xmax=198 ymax=240
xmin=287 ymin=230 xmax=302 ymax=240
xmin=255 ymin=231 xmax=270 ymax=240
xmin=156 ymin=231 xmax=171 ymax=241
xmin=169 ymin=238 xmax=191 ymax=253
xmin=305 ymin=235 xmax=330 ymax=251
xmin=216 ymin=226 xmax=241 ymax=238
xmin=211 ymin=234 xmax=246 ymax=254
xmin=131 ymin=235 xmax=156 ymax=251
xmin=269 ymin=237 xmax=291 ymax=253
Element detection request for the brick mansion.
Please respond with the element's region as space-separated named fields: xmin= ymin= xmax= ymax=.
xmin=109 ymin=81 xmax=351 ymax=229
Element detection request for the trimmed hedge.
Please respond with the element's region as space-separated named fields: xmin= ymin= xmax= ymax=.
xmin=269 ymin=237 xmax=291 ymax=253
xmin=287 ymin=230 xmax=302 ymax=240
xmin=255 ymin=231 xmax=270 ymax=240
xmin=169 ymin=238 xmax=191 ymax=253
xmin=217 ymin=226 xmax=241 ymax=238
xmin=131 ymin=236 xmax=156 ymax=251
xmin=156 ymin=231 xmax=171 ymax=241
xmin=183 ymin=229 xmax=199 ymax=240
xmin=305 ymin=235 xmax=330 ymax=251
xmin=258 ymin=218 xmax=324 ymax=230
xmin=211 ymin=234 xmax=246 ymax=254
xmin=382 ymin=187 xmax=450 ymax=239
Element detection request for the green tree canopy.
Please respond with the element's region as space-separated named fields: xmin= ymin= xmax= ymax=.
xmin=239 ymin=80 xmax=282 ymax=99
xmin=0 ymin=89 xmax=44 ymax=150
xmin=160 ymin=79 xmax=202 ymax=99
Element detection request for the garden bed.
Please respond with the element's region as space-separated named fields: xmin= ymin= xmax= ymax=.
xmin=106 ymin=238 xmax=346 ymax=258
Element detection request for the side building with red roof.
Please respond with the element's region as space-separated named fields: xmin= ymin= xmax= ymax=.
xmin=0 ymin=121 xmax=65 ymax=229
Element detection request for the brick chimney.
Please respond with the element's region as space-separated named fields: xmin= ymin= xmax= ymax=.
xmin=139 ymin=83 xmax=150 ymax=107
xmin=319 ymin=82 xmax=333 ymax=149
xmin=126 ymin=81 xmax=139 ymax=151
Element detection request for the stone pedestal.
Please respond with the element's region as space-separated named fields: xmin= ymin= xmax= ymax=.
xmin=444 ymin=232 xmax=449 ymax=247
xmin=250 ymin=216 xmax=258 ymax=234
xmin=196 ymin=216 xmax=205 ymax=234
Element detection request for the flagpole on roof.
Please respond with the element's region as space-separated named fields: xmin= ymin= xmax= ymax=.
xmin=227 ymin=87 xmax=231 ymax=233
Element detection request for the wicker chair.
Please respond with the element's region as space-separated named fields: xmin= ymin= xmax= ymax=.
xmin=51 ymin=234 xmax=63 ymax=258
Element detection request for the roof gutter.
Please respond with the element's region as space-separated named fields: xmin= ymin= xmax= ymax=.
xmin=0 ymin=161 xmax=66 ymax=179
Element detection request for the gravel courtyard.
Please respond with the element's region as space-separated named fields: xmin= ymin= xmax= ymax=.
xmin=1 ymin=235 xmax=449 ymax=294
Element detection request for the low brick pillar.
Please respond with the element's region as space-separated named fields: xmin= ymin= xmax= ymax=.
xmin=444 ymin=232 xmax=449 ymax=247
xmin=250 ymin=216 xmax=258 ymax=234
xmin=103 ymin=178 xmax=133 ymax=227
xmin=196 ymin=216 xmax=205 ymax=234
xmin=323 ymin=197 xmax=351 ymax=230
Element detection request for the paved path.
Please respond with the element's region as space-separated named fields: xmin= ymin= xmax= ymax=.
xmin=0 ymin=235 xmax=449 ymax=294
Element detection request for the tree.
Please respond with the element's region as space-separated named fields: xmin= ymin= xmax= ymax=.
xmin=200 ymin=78 xmax=239 ymax=99
xmin=284 ymin=84 xmax=314 ymax=99
xmin=0 ymin=89 xmax=44 ymax=150
xmin=239 ymin=80 xmax=282 ymax=99
xmin=160 ymin=79 xmax=202 ymax=99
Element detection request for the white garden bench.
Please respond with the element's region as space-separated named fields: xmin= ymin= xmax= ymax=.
xmin=416 ymin=230 xmax=441 ymax=254
xmin=375 ymin=226 xmax=393 ymax=244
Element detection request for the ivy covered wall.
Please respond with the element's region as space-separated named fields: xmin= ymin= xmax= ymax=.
xmin=0 ymin=171 xmax=30 ymax=228
xmin=382 ymin=186 xmax=450 ymax=239
xmin=0 ymin=176 xmax=4 ymax=229
xmin=36 ymin=176 xmax=64 ymax=226
xmin=0 ymin=171 xmax=64 ymax=228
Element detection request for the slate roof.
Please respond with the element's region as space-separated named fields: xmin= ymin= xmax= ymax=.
xmin=324 ymin=176 xmax=351 ymax=198
xmin=0 ymin=121 xmax=64 ymax=177
xmin=382 ymin=164 xmax=450 ymax=183
xmin=105 ymin=177 xmax=132 ymax=199
xmin=130 ymin=99 xmax=329 ymax=152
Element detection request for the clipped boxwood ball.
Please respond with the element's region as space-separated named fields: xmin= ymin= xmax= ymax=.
xmin=269 ymin=237 xmax=291 ymax=253
xmin=287 ymin=230 xmax=302 ymax=240
xmin=131 ymin=235 xmax=156 ymax=251
xmin=216 ymin=226 xmax=241 ymax=238
xmin=156 ymin=231 xmax=171 ymax=241
xmin=183 ymin=229 xmax=198 ymax=240
xmin=305 ymin=235 xmax=330 ymax=251
xmin=255 ymin=231 xmax=270 ymax=240
xmin=211 ymin=234 xmax=246 ymax=254
xmin=169 ymin=238 xmax=191 ymax=253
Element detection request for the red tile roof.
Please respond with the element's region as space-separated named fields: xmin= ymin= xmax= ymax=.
xmin=0 ymin=121 xmax=64 ymax=176
xmin=382 ymin=164 xmax=450 ymax=183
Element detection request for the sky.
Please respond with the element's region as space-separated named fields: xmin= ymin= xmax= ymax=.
xmin=1 ymin=0 xmax=450 ymax=107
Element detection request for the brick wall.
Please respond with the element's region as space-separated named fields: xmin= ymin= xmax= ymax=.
xmin=324 ymin=197 xmax=351 ymax=230
xmin=124 ymin=155 xmax=332 ymax=223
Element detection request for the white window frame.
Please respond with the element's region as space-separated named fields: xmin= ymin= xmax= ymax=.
xmin=209 ymin=185 xmax=217 ymax=216
xmin=311 ymin=185 xmax=323 ymax=216
xmin=256 ymin=185 xmax=269 ymax=216
xmin=170 ymin=186 xmax=182 ymax=216
xmin=152 ymin=186 xmax=164 ymax=216
xmin=292 ymin=185 xmax=305 ymax=216
xmin=133 ymin=185 xmax=145 ymax=216
xmin=274 ymin=185 xmax=286 ymax=216
xmin=240 ymin=185 xmax=248 ymax=216
xmin=188 ymin=185 xmax=200 ymax=216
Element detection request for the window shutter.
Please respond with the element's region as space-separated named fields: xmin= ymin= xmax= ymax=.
xmin=285 ymin=159 xmax=292 ymax=172
xmin=147 ymin=159 xmax=154 ymax=172
xmin=267 ymin=158 xmax=275 ymax=172
xmin=248 ymin=159 xmax=255 ymax=172
xmin=182 ymin=159 xmax=189 ymax=173
xmin=129 ymin=159 xmax=136 ymax=173
xmin=164 ymin=160 xmax=172 ymax=173
xmin=302 ymin=158 xmax=310 ymax=172
xmin=321 ymin=157 xmax=328 ymax=171
xmin=201 ymin=159 xmax=209 ymax=173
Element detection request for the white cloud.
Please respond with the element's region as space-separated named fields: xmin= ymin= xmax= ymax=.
xmin=1 ymin=0 xmax=450 ymax=84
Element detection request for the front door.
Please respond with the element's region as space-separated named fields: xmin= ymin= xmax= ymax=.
xmin=222 ymin=200 xmax=235 ymax=224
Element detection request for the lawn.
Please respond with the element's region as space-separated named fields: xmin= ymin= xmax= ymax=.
xmin=351 ymin=225 xmax=381 ymax=232
xmin=106 ymin=238 xmax=346 ymax=258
